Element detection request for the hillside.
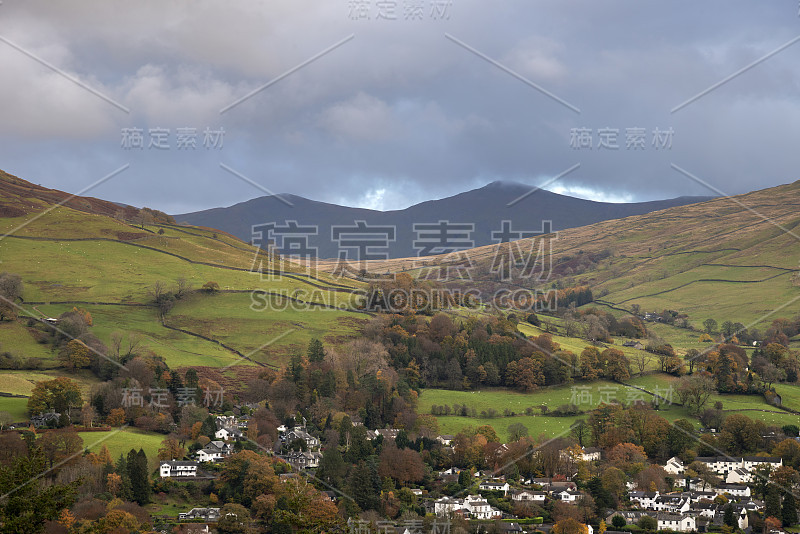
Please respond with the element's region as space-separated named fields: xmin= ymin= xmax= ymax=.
xmin=0 ymin=170 xmax=368 ymax=378
xmin=336 ymin=180 xmax=800 ymax=329
xmin=175 ymin=180 xmax=711 ymax=259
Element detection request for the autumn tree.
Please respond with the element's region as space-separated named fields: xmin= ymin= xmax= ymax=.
xmin=675 ymin=374 xmax=714 ymax=414
xmin=38 ymin=428 xmax=84 ymax=469
xmin=27 ymin=377 xmax=82 ymax=416
xmin=553 ymin=517 xmax=589 ymax=534
xmin=157 ymin=436 xmax=186 ymax=461
xmin=378 ymin=442 xmax=425 ymax=485
xmin=506 ymin=356 xmax=544 ymax=391
xmin=58 ymin=340 xmax=91 ymax=370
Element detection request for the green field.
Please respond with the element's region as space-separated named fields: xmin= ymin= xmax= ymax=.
xmin=434 ymin=414 xmax=581 ymax=443
xmin=77 ymin=427 xmax=166 ymax=470
xmin=0 ymin=396 xmax=29 ymax=421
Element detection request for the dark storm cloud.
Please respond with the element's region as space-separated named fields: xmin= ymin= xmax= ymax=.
xmin=0 ymin=0 xmax=798 ymax=212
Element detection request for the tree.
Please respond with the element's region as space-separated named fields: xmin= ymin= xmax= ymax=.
xmin=603 ymin=348 xmax=631 ymax=381
xmin=38 ymin=428 xmax=84 ymax=469
xmin=378 ymin=442 xmax=425 ymax=485
xmin=552 ymin=518 xmax=589 ymax=534
xmin=106 ymin=407 xmax=126 ymax=427
xmin=80 ymin=404 xmax=96 ymax=428
xmin=719 ymin=414 xmax=762 ymax=455
xmin=637 ymin=515 xmax=657 ymax=531
xmin=27 ymin=377 xmax=82 ymax=416
xmin=157 ymin=436 xmax=186 ymax=461
xmin=508 ymin=422 xmax=529 ymax=442
xmin=127 ymin=448 xmax=150 ymax=505
xmin=607 ymin=515 xmax=626 ymax=529
xmin=506 ymin=357 xmax=544 ymax=391
xmin=724 ymin=503 xmax=736 ymax=528
xmin=0 ymin=411 xmax=13 ymax=430
xmin=703 ymin=318 xmax=718 ymax=334
xmin=307 ymin=338 xmax=325 ymax=363
xmin=607 ymin=443 xmax=647 ymax=474
xmin=317 ymin=446 xmax=346 ymax=487
xmin=57 ymin=339 xmax=91 ymax=370
xmin=202 ymin=281 xmax=220 ymax=293
xmin=0 ymin=448 xmax=78 ymax=534
xmin=766 ymin=485 xmax=782 ymax=520
xmin=218 ymin=503 xmax=250 ymax=534
xmin=0 ymin=272 xmax=23 ymax=302
xmin=783 ymin=491 xmax=798 ymax=527
xmin=675 ymin=374 xmax=714 ymax=414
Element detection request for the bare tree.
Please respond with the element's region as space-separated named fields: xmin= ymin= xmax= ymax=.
xmin=174 ymin=277 xmax=190 ymax=299
xmin=0 ymin=411 xmax=13 ymax=430
xmin=632 ymin=353 xmax=648 ymax=376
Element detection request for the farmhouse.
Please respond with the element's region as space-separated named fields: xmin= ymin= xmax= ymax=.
xmin=196 ymin=440 xmax=233 ymax=463
xmin=284 ymin=428 xmax=321 ymax=450
xmin=160 ymin=460 xmax=198 ymax=478
xmin=479 ymin=480 xmax=510 ymax=495
xmin=178 ymin=508 xmax=220 ymax=521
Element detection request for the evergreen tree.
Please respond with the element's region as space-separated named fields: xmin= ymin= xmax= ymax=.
xmin=127 ymin=448 xmax=150 ymax=505
xmin=724 ymin=503 xmax=736 ymax=528
xmin=766 ymin=485 xmax=782 ymax=519
xmin=201 ymin=415 xmax=217 ymax=439
xmin=318 ymin=446 xmax=346 ymax=487
xmin=307 ymin=339 xmax=325 ymax=363
xmin=346 ymin=458 xmax=381 ymax=511
xmin=783 ymin=491 xmax=798 ymax=527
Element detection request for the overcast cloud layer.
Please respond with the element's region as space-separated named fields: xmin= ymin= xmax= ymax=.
xmin=0 ymin=1 xmax=798 ymax=213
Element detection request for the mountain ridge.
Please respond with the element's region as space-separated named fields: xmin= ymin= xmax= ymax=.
xmin=175 ymin=180 xmax=713 ymax=259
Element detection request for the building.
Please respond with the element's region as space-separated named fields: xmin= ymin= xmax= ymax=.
xmin=555 ymin=490 xmax=584 ymax=503
xmin=656 ymin=513 xmax=696 ymax=532
xmin=581 ymin=447 xmax=602 ymax=461
xmin=511 ymin=489 xmax=547 ymax=503
xmin=284 ymin=428 xmax=320 ymax=450
xmin=196 ymin=441 xmax=233 ymax=463
xmin=726 ymin=468 xmax=752 ymax=484
xmin=664 ymin=456 xmax=685 ymax=476
xmin=479 ymin=480 xmax=510 ymax=495
xmin=463 ymin=495 xmax=501 ymax=520
xmin=31 ymin=412 xmax=61 ymax=428
xmin=160 ymin=460 xmax=198 ymax=478
xmin=214 ymin=427 xmax=243 ymax=441
xmin=436 ymin=435 xmax=455 ymax=446
xmin=714 ymin=484 xmax=751 ymax=498
xmin=281 ymin=451 xmax=322 ymax=469
xmin=178 ymin=508 xmax=220 ymax=521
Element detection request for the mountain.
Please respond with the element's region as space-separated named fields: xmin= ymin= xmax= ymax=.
xmin=174 ymin=181 xmax=712 ymax=259
xmin=352 ymin=180 xmax=800 ymax=330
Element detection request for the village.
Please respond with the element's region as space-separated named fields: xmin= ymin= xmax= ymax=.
xmin=149 ymin=413 xmax=795 ymax=534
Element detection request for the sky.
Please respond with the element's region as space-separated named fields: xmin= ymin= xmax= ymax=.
xmin=0 ymin=1 xmax=799 ymax=213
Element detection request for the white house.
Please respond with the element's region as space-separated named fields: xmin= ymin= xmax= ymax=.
xmin=582 ymin=447 xmax=602 ymax=462
xmin=742 ymin=456 xmax=782 ymax=471
xmin=281 ymin=451 xmax=322 ymax=469
xmin=656 ymin=513 xmax=695 ymax=532
xmin=664 ymin=456 xmax=685 ymax=476
xmin=160 ymin=460 xmax=198 ymax=478
xmin=479 ymin=480 xmax=510 ymax=495
xmin=726 ymin=468 xmax=752 ymax=484
xmin=555 ymin=490 xmax=583 ymax=503
xmin=436 ymin=435 xmax=455 ymax=447
xmin=178 ymin=508 xmax=220 ymax=521
xmin=714 ymin=484 xmax=751 ymax=498
xmin=196 ymin=440 xmax=233 ymax=463
xmin=214 ymin=427 xmax=243 ymax=441
xmin=464 ymin=495 xmax=501 ymax=520
xmin=434 ymin=496 xmax=464 ymax=517
xmin=629 ymin=491 xmax=660 ymax=509
xmin=511 ymin=490 xmax=546 ymax=502
xmin=284 ymin=428 xmax=320 ymax=450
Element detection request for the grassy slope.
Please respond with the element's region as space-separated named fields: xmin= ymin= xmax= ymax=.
xmin=0 ymin=199 xmax=366 ymax=372
xmin=77 ymin=427 xmax=165 ymax=470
